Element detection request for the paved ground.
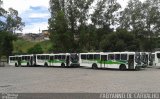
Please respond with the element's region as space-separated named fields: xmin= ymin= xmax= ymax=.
xmin=0 ymin=65 xmax=160 ymax=93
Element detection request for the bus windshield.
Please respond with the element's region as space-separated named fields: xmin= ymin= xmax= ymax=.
xmin=141 ymin=53 xmax=148 ymax=64
xmin=157 ymin=53 xmax=160 ymax=58
xmin=135 ymin=52 xmax=141 ymax=64
xmin=70 ymin=53 xmax=79 ymax=63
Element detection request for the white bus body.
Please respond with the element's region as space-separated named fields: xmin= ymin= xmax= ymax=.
xmin=9 ymin=55 xmax=20 ymax=66
xmin=35 ymin=53 xmax=79 ymax=67
xmin=149 ymin=51 xmax=160 ymax=66
xmin=9 ymin=55 xmax=34 ymax=66
xmin=79 ymin=52 xmax=142 ymax=70
xmin=20 ymin=55 xmax=34 ymax=66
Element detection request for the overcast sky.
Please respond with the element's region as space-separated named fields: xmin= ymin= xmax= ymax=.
xmin=2 ymin=0 xmax=144 ymax=34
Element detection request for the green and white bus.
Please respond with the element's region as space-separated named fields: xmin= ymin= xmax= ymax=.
xmin=149 ymin=51 xmax=160 ymax=66
xmin=79 ymin=52 xmax=142 ymax=70
xmin=35 ymin=53 xmax=79 ymax=67
xmin=9 ymin=55 xmax=34 ymax=67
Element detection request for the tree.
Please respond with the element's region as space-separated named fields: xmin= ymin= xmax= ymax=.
xmin=119 ymin=0 xmax=160 ymax=51
xmin=90 ymin=0 xmax=120 ymax=50
xmin=27 ymin=44 xmax=43 ymax=54
xmin=100 ymin=29 xmax=138 ymax=51
xmin=0 ymin=1 xmax=24 ymax=59
xmin=49 ymin=0 xmax=95 ymax=52
xmin=79 ymin=25 xmax=97 ymax=52
xmin=5 ymin=8 xmax=25 ymax=33
xmin=49 ymin=0 xmax=160 ymax=52
xmin=49 ymin=10 xmax=74 ymax=52
xmin=0 ymin=31 xmax=16 ymax=57
xmin=49 ymin=0 xmax=122 ymax=52
xmin=0 ymin=0 xmax=7 ymax=31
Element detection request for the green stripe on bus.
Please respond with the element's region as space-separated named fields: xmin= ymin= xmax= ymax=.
xmin=48 ymin=60 xmax=65 ymax=63
xmin=98 ymin=60 xmax=127 ymax=64
xmin=82 ymin=59 xmax=127 ymax=64
xmin=21 ymin=61 xmax=28 ymax=63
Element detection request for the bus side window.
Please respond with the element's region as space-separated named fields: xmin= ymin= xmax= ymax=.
xmin=87 ymin=54 xmax=93 ymax=60
xmin=15 ymin=57 xmax=18 ymax=60
xmin=81 ymin=54 xmax=86 ymax=60
xmin=22 ymin=56 xmax=24 ymax=60
xmin=108 ymin=54 xmax=114 ymax=60
xmin=10 ymin=57 xmax=13 ymax=61
xmin=115 ymin=54 xmax=120 ymax=60
xmin=50 ymin=56 xmax=54 ymax=60
xmin=46 ymin=55 xmax=49 ymax=60
xmin=55 ymin=55 xmax=58 ymax=59
xmin=94 ymin=54 xmax=100 ymax=60
xmin=62 ymin=55 xmax=65 ymax=60
xmin=101 ymin=55 xmax=107 ymax=61
xmin=121 ymin=54 xmax=127 ymax=60
xmin=14 ymin=57 xmax=16 ymax=61
xmin=58 ymin=55 xmax=61 ymax=60
xmin=28 ymin=56 xmax=31 ymax=60
xmin=25 ymin=56 xmax=28 ymax=60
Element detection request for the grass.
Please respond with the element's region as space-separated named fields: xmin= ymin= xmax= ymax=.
xmin=13 ymin=38 xmax=52 ymax=54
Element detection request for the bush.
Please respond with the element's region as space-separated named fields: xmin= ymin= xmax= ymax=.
xmin=27 ymin=44 xmax=43 ymax=54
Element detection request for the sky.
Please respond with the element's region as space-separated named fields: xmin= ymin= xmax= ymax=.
xmin=2 ymin=0 xmax=144 ymax=34
xmin=2 ymin=0 xmax=50 ymax=33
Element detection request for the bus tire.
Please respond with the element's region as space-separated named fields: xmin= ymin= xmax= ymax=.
xmin=92 ymin=63 xmax=98 ymax=69
xmin=44 ymin=62 xmax=48 ymax=67
xmin=119 ymin=64 xmax=126 ymax=71
xmin=61 ymin=63 xmax=65 ymax=67
xmin=15 ymin=63 xmax=18 ymax=67
xmin=135 ymin=66 xmax=141 ymax=71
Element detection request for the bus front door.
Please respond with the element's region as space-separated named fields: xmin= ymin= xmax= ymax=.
xmin=101 ymin=55 xmax=108 ymax=68
xmin=128 ymin=55 xmax=134 ymax=69
xmin=66 ymin=55 xmax=70 ymax=66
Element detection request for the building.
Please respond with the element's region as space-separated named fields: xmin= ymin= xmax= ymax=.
xmin=42 ymin=30 xmax=50 ymax=40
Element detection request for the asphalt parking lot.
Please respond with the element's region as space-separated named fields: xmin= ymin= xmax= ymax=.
xmin=0 ymin=65 xmax=160 ymax=93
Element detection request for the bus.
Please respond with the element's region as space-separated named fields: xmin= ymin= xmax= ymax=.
xmin=9 ymin=54 xmax=34 ymax=67
xmin=35 ymin=53 xmax=79 ymax=67
xmin=9 ymin=55 xmax=21 ymax=66
xmin=149 ymin=51 xmax=160 ymax=66
xmin=79 ymin=52 xmax=142 ymax=70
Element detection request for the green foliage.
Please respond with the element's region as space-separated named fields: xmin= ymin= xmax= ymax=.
xmin=27 ymin=44 xmax=43 ymax=54
xmin=13 ymin=39 xmax=52 ymax=54
xmin=119 ymin=0 xmax=160 ymax=51
xmin=5 ymin=8 xmax=25 ymax=33
xmin=0 ymin=31 xmax=16 ymax=57
xmin=49 ymin=10 xmax=74 ymax=52
xmin=13 ymin=39 xmax=35 ymax=54
xmin=0 ymin=1 xmax=24 ymax=59
xmin=100 ymin=29 xmax=138 ymax=51
xmin=48 ymin=0 xmax=160 ymax=52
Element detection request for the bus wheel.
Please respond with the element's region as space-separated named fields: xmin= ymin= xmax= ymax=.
xmin=61 ymin=63 xmax=65 ymax=68
xmin=15 ymin=63 xmax=18 ymax=67
xmin=92 ymin=63 xmax=98 ymax=69
xmin=119 ymin=64 xmax=126 ymax=71
xmin=135 ymin=66 xmax=141 ymax=71
xmin=44 ymin=62 xmax=48 ymax=67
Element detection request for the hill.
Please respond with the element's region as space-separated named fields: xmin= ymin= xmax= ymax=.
xmin=13 ymin=39 xmax=52 ymax=54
